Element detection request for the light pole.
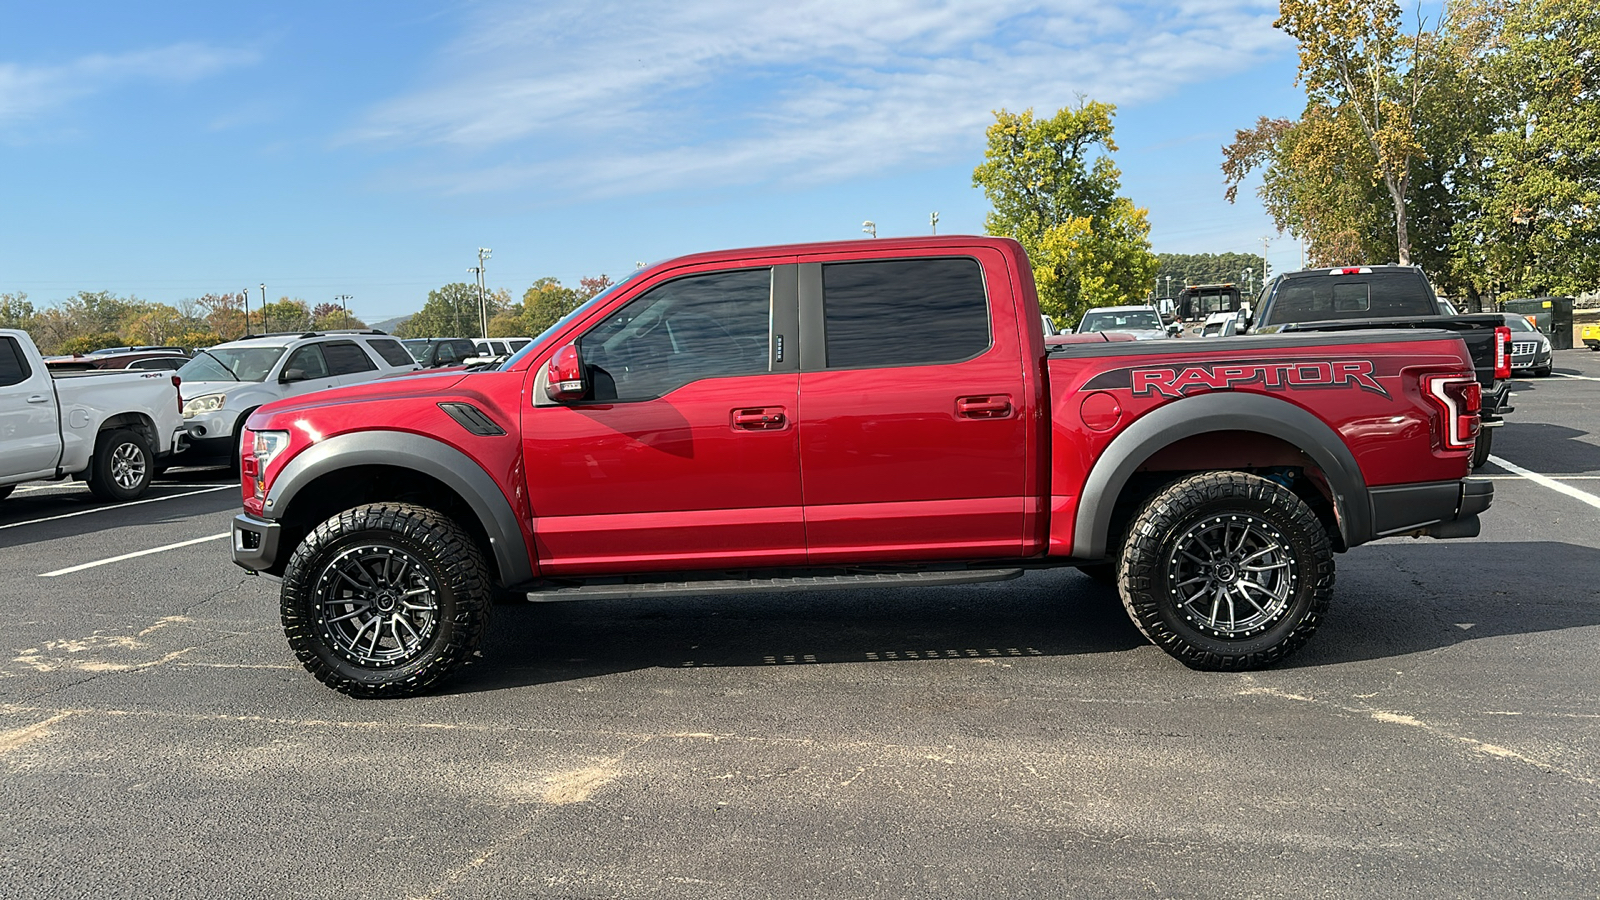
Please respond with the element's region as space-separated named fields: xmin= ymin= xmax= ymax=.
xmin=259 ymin=283 xmax=267 ymax=333
xmin=241 ymin=287 xmax=251 ymax=338
xmin=335 ymin=295 xmax=353 ymax=330
xmin=929 ymin=212 xmax=939 ymax=235
xmin=862 ymin=220 xmax=876 ymax=239
xmin=475 ymin=248 xmax=492 ymax=339
xmin=1164 ymin=275 xmax=1172 ymax=297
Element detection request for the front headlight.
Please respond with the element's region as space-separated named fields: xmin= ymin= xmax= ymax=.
xmin=246 ymin=430 xmax=291 ymax=500
xmin=182 ymin=393 xmax=227 ymax=419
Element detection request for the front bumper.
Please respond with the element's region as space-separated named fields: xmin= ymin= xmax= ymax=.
xmin=233 ymin=513 xmax=282 ymax=575
xmin=1366 ymin=478 xmax=1493 ymax=541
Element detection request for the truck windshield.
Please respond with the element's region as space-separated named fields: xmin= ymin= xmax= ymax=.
xmin=177 ymin=347 xmax=286 ymax=382
xmin=1265 ymin=272 xmax=1436 ymax=325
xmin=1079 ymin=310 xmax=1161 ymax=333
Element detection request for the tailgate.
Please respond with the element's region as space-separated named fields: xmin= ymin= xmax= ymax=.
xmin=1280 ymin=314 xmax=1505 ymax=389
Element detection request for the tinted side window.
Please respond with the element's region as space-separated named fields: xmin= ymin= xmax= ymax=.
xmin=284 ymin=345 xmax=330 ymax=380
xmin=821 ymin=258 xmax=989 ymax=369
xmin=0 ymin=337 xmax=31 ymax=387
xmin=367 ymin=338 xmax=415 ymax=367
xmin=578 ymin=268 xmax=772 ymax=402
xmin=324 ymin=340 xmax=379 ymax=376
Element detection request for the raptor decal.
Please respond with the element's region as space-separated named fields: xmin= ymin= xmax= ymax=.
xmin=1126 ymin=360 xmax=1390 ymax=400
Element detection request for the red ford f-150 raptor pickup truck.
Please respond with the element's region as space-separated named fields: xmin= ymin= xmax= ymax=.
xmin=230 ymin=237 xmax=1493 ymax=697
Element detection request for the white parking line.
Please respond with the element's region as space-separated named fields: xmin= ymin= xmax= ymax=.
xmin=0 ymin=485 xmax=235 ymax=531
xmin=1551 ymin=372 xmax=1600 ymax=382
xmin=1488 ymin=455 xmax=1600 ymax=511
xmin=38 ymin=532 xmax=231 ymax=577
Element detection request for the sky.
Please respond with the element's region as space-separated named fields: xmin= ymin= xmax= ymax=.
xmin=0 ymin=1 xmax=1316 ymax=326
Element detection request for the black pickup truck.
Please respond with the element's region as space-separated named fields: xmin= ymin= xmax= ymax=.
xmin=1244 ymin=265 xmax=1513 ymax=467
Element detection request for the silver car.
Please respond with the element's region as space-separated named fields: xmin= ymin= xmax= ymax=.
xmin=1505 ymin=314 xmax=1553 ymax=376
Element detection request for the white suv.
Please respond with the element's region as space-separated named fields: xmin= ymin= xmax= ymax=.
xmin=173 ymin=331 xmax=419 ymax=466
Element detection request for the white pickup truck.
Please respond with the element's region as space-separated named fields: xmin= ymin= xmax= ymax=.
xmin=1 ymin=328 xmax=187 ymax=503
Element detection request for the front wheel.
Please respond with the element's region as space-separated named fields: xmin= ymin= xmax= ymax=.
xmin=86 ymin=428 xmax=154 ymax=501
xmin=1533 ymin=364 xmax=1552 ymax=377
xmin=281 ymin=503 xmax=491 ymax=698
xmin=1118 ymin=472 xmax=1334 ymax=671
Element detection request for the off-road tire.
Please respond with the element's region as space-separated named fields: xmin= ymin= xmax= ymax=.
xmin=1471 ymin=427 xmax=1493 ymax=469
xmin=281 ymin=502 xmax=491 ymax=698
xmin=85 ymin=428 xmax=155 ymax=501
xmin=1118 ymin=471 xmax=1334 ymax=671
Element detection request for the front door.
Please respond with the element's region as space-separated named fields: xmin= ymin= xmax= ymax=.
xmin=0 ymin=336 xmax=62 ymax=480
xmin=523 ymin=264 xmax=805 ymax=575
xmin=796 ymin=253 xmax=1030 ymax=563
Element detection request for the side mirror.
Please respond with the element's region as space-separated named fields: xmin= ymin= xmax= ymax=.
xmin=1166 ymin=323 xmax=1180 ymax=336
xmin=544 ymin=343 xmax=587 ymax=402
xmin=280 ymin=369 xmax=302 ymax=384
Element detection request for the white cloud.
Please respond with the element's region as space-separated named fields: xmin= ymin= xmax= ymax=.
xmin=0 ymin=43 xmax=258 ymax=125
xmin=349 ymin=0 xmax=1292 ymax=198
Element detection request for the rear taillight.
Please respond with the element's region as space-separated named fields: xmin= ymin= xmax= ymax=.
xmin=1493 ymin=325 xmax=1512 ymax=380
xmin=172 ymin=375 xmax=182 ymax=414
xmin=1423 ymin=373 xmax=1481 ymax=451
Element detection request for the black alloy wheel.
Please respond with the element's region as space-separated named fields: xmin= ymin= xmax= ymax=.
xmin=1118 ymin=471 xmax=1334 ymax=670
xmin=281 ymin=503 xmax=490 ymax=698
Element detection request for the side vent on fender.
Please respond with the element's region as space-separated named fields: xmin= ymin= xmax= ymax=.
xmin=438 ymin=402 xmax=507 ymax=437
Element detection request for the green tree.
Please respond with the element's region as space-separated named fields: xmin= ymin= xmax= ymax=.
xmin=56 ymin=332 xmax=126 ymax=355
xmin=521 ymin=277 xmax=583 ymax=336
xmin=257 ymin=299 xmax=310 ymax=334
xmin=1155 ymin=253 xmax=1268 ymax=296
xmin=972 ymin=102 xmax=1158 ymax=324
xmin=1464 ymin=0 xmax=1600 ymax=296
xmin=1274 ymin=0 xmax=1479 ymax=266
xmin=126 ymin=304 xmax=187 ymax=345
xmin=398 ymin=283 xmax=481 ymax=338
xmin=0 ymin=292 xmax=35 ymax=330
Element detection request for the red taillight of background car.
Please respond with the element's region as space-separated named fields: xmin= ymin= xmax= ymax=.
xmin=1494 ymin=325 xmax=1512 ymax=380
xmin=1423 ymin=373 xmax=1482 ymax=451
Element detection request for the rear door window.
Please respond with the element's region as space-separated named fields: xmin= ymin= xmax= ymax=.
xmin=821 ymin=258 xmax=989 ymax=369
xmin=323 ymin=340 xmax=379 ymax=376
xmin=367 ymin=338 xmax=415 ymax=367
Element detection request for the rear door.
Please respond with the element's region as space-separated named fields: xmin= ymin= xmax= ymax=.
xmin=0 ymin=335 xmax=62 ymax=479
xmin=796 ymin=251 xmax=1030 ymax=562
xmin=320 ymin=339 xmax=383 ymax=386
xmin=523 ymin=263 xmax=804 ymax=574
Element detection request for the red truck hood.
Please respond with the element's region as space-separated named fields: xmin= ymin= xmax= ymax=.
xmin=258 ymin=370 xmax=472 ymax=417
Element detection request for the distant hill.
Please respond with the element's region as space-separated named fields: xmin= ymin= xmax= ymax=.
xmin=371 ymin=314 xmax=412 ymax=335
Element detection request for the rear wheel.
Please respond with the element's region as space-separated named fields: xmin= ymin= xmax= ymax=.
xmin=1471 ymin=427 xmax=1493 ymax=468
xmin=86 ymin=428 xmax=154 ymax=501
xmin=281 ymin=503 xmax=490 ymax=698
xmin=1118 ymin=471 xmax=1334 ymax=670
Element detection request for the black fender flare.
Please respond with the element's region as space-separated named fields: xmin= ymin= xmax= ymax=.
xmin=1073 ymin=391 xmax=1370 ymax=559
xmin=263 ymin=431 xmax=533 ymax=586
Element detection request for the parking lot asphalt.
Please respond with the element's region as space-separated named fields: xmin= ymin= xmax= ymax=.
xmin=3 ymin=350 xmax=1599 ymax=899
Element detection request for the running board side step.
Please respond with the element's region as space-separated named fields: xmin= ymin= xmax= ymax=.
xmin=524 ymin=568 xmax=1024 ymax=602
